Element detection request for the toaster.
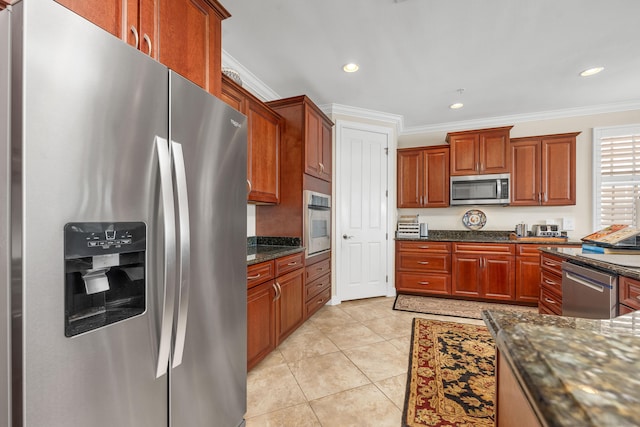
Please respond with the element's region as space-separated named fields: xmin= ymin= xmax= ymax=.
xmin=531 ymin=224 xmax=561 ymax=237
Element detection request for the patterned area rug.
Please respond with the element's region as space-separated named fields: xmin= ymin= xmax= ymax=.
xmin=403 ymin=319 xmax=495 ymax=427
xmin=393 ymin=294 xmax=538 ymax=320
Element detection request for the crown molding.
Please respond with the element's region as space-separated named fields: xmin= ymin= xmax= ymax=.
xmin=401 ymin=100 xmax=640 ymax=135
xmin=320 ymin=103 xmax=404 ymax=133
xmin=221 ymin=50 xmax=281 ymax=102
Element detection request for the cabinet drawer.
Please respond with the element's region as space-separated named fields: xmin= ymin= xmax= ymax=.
xmin=395 ymin=272 xmax=451 ymax=295
xmin=539 ymin=286 xmax=562 ymax=315
xmin=540 ymin=270 xmax=562 ymax=297
xmin=453 ymin=243 xmax=515 ymax=255
xmin=247 ymin=261 xmax=275 ymax=288
xmin=305 ymin=273 xmax=331 ymax=301
xmin=275 ymin=252 xmax=305 ymax=276
xmin=516 ymin=244 xmax=543 ymax=257
xmin=620 ymin=276 xmax=640 ymax=310
xmin=305 ymin=287 xmax=331 ymax=318
xmin=397 ymin=253 xmax=450 ymax=273
xmin=397 ymin=241 xmax=451 ymax=253
xmin=619 ymin=303 xmax=636 ymax=315
xmin=540 ymin=253 xmax=563 ymax=276
xmin=306 ymin=259 xmax=331 ymax=283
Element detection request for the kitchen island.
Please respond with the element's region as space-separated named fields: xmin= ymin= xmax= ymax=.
xmin=483 ymin=309 xmax=640 ymax=426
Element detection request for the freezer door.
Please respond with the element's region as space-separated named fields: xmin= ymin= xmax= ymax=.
xmin=13 ymin=1 xmax=170 ymax=426
xmin=169 ymin=72 xmax=248 ymax=427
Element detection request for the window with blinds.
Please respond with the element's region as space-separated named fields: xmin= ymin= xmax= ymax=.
xmin=594 ymin=125 xmax=640 ymax=229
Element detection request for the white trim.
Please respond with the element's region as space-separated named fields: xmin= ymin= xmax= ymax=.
xmin=221 ymin=50 xmax=281 ymax=102
xmin=321 ymin=103 xmax=404 ymax=134
xmin=402 ymin=101 xmax=640 ymax=135
xmin=334 ymin=120 xmax=397 ymax=302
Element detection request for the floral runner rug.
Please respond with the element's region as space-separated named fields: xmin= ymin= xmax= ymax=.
xmin=403 ymin=318 xmax=495 ymax=427
xmin=394 ymin=294 xmax=538 ymax=320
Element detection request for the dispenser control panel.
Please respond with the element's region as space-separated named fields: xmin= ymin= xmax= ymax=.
xmin=64 ymin=222 xmax=146 ymax=258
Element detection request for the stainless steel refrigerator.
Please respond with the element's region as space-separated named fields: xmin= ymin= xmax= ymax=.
xmin=0 ymin=1 xmax=247 ymax=426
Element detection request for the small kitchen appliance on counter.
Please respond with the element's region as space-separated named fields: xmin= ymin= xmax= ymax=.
xmin=531 ymin=224 xmax=562 ymax=237
xmin=397 ymin=215 xmax=420 ymax=238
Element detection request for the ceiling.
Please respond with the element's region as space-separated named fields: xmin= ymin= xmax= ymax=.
xmin=220 ymin=0 xmax=640 ymax=132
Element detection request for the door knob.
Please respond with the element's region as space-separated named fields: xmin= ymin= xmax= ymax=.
xmin=342 ymin=234 xmax=354 ymax=239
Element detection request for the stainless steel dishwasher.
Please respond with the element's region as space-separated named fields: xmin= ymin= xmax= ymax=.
xmin=562 ymin=262 xmax=618 ymax=319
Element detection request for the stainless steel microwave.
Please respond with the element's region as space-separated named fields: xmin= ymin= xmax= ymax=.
xmin=450 ymin=173 xmax=510 ymax=205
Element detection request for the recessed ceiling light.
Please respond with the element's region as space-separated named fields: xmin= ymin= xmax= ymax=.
xmin=343 ymin=63 xmax=359 ymax=73
xmin=580 ymin=67 xmax=604 ymax=77
xmin=449 ymin=102 xmax=464 ymax=110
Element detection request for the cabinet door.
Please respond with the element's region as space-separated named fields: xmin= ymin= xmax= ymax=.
xmin=397 ymin=150 xmax=423 ymax=207
xmin=541 ymin=135 xmax=576 ymax=205
xmin=55 ymin=0 xmax=134 ymax=40
xmin=451 ymin=254 xmax=482 ymax=297
xmin=515 ymin=256 xmax=541 ymax=303
xmin=319 ymin=120 xmax=333 ymax=182
xmin=450 ymin=134 xmax=479 ymax=175
xmin=247 ymin=99 xmax=280 ymax=204
xmin=156 ymin=0 xmax=224 ymax=96
xmin=304 ymin=106 xmax=321 ymax=178
xmin=479 ymin=129 xmax=510 ymax=173
xmin=510 ymin=139 xmax=541 ymax=206
xmin=276 ymin=268 xmax=305 ymax=344
xmin=424 ymin=146 xmax=450 ymax=207
xmin=247 ymin=280 xmax=276 ymax=371
xmin=483 ymin=255 xmax=515 ymax=301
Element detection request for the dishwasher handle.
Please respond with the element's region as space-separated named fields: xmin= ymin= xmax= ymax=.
xmin=564 ymin=271 xmax=607 ymax=293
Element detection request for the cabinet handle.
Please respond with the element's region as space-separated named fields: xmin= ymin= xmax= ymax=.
xmin=247 ymin=273 xmax=261 ymax=280
xmin=317 ymin=283 xmax=323 ymax=288
xmin=543 ymin=192 xmax=547 ymax=203
xmin=417 ymin=261 xmax=430 ymax=265
xmin=273 ymin=282 xmax=281 ymax=301
xmin=544 ymin=298 xmax=556 ymax=305
xmin=319 ymin=162 xmax=324 ymax=172
xmin=130 ymin=26 xmax=139 ymax=49
xmin=418 ymin=281 xmax=430 ymax=285
xmin=543 ymin=261 xmax=557 ymax=267
xmin=316 ymin=266 xmax=324 ymax=271
xmin=143 ymin=34 xmax=152 ymax=56
xmin=287 ymin=261 xmax=297 ymax=266
xmin=247 ymin=179 xmax=252 ymax=195
xmin=636 ymin=296 xmax=640 ymax=301
xmin=544 ymin=279 xmax=557 ymax=285
xmin=419 ymin=246 xmax=430 ymax=249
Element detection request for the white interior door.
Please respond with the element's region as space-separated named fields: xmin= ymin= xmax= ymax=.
xmin=337 ymin=124 xmax=390 ymax=301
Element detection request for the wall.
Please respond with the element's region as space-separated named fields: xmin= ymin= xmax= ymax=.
xmin=397 ymin=109 xmax=640 ymax=239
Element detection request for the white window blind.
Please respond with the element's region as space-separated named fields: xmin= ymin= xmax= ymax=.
xmin=594 ymin=125 xmax=640 ymax=229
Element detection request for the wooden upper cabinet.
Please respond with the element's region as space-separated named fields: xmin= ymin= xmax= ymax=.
xmin=511 ymin=132 xmax=578 ymax=206
xmin=447 ymin=126 xmax=512 ymax=176
xmin=55 ymin=0 xmax=229 ymax=97
xmin=221 ymin=75 xmax=281 ymax=204
xmin=397 ymin=145 xmax=449 ymax=208
xmin=267 ymin=96 xmax=334 ymax=183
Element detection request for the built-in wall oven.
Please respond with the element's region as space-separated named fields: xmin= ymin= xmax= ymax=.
xmin=304 ymin=190 xmax=331 ymax=258
xmin=562 ymin=262 xmax=618 ymax=319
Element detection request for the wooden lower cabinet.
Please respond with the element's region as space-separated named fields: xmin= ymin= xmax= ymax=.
xmin=247 ymin=253 xmax=305 ymax=371
xmin=304 ymin=252 xmax=331 ymax=319
xmin=452 ymin=243 xmax=515 ymax=301
xmin=538 ymin=252 xmax=564 ymax=315
xmin=395 ymin=241 xmax=452 ymax=296
xmin=619 ymin=276 xmax=640 ymax=313
xmin=496 ymin=350 xmax=541 ymax=427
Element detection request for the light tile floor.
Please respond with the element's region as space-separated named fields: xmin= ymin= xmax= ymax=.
xmin=245 ymin=296 xmax=484 ymax=427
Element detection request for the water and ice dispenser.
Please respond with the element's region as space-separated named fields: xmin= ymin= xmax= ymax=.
xmin=64 ymin=222 xmax=146 ymax=337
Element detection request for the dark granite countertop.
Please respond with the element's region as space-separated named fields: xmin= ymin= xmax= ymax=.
xmin=541 ymin=247 xmax=640 ymax=280
xmin=482 ymin=310 xmax=640 ymax=426
xmin=396 ymin=229 xmax=582 ymax=245
xmin=247 ymin=236 xmax=305 ymax=266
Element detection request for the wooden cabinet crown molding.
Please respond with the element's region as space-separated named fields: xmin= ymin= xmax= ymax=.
xmin=445 ymin=125 xmax=514 ymax=141
xmin=267 ymin=95 xmax=333 ymax=124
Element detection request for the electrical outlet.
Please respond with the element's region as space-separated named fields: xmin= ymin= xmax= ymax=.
xmin=562 ymin=217 xmax=575 ymax=231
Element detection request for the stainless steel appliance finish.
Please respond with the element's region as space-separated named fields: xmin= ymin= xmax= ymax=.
xmin=562 ymin=262 xmax=618 ymax=319
xmin=1 ymin=1 xmax=247 ymax=426
xmin=450 ymin=173 xmax=510 ymax=205
xmin=304 ymin=190 xmax=331 ymax=258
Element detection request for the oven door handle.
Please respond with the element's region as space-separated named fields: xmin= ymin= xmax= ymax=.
xmin=564 ymin=271 xmax=606 ymax=293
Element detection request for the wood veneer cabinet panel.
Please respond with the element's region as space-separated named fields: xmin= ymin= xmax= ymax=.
xmin=452 ymin=243 xmax=515 ymax=301
xmin=447 ymin=126 xmax=512 ymax=176
xmin=511 ymin=132 xmax=578 ymax=206
xmin=496 ymin=350 xmax=542 ymax=427
xmin=247 ymin=279 xmax=276 ymax=371
xmin=397 ymin=149 xmax=423 ymax=208
xmin=620 ymin=276 xmax=640 ymax=310
xmin=275 ymin=268 xmax=305 ymax=343
xmin=397 ymin=145 xmax=449 ymax=208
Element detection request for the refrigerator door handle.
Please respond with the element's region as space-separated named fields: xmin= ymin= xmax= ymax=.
xmin=171 ymin=141 xmax=191 ymax=368
xmin=155 ymin=136 xmax=178 ymax=378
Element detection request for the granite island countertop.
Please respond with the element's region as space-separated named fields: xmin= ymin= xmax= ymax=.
xmin=247 ymin=236 xmax=305 ymax=266
xmin=482 ymin=310 xmax=640 ymax=426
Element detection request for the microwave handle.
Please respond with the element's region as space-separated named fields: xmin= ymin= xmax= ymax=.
xmin=496 ymin=180 xmax=502 ymax=199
